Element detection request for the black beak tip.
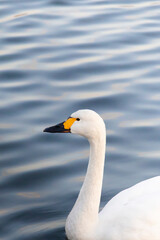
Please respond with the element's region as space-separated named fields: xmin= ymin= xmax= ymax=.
xmin=43 ymin=122 xmax=68 ymax=133
xmin=43 ymin=128 xmax=48 ymax=133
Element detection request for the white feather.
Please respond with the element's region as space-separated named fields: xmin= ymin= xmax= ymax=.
xmin=60 ymin=109 xmax=160 ymax=240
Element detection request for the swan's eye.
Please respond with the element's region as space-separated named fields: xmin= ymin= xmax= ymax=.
xmin=76 ymin=118 xmax=80 ymax=121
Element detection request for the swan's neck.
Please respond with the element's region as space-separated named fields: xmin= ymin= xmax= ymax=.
xmin=66 ymin=133 xmax=106 ymax=239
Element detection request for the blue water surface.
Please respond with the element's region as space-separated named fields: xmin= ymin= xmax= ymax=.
xmin=1 ymin=0 xmax=160 ymax=239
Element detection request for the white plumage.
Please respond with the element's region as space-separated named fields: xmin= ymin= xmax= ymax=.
xmin=44 ymin=109 xmax=160 ymax=240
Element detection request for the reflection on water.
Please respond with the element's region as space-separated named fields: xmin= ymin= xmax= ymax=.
xmin=1 ymin=0 xmax=160 ymax=239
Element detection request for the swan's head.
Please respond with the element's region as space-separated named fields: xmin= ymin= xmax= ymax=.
xmin=43 ymin=109 xmax=106 ymax=141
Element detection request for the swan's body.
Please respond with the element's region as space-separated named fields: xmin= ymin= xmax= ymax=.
xmin=44 ymin=109 xmax=160 ymax=240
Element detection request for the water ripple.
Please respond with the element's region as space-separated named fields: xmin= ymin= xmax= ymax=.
xmin=1 ymin=0 xmax=160 ymax=239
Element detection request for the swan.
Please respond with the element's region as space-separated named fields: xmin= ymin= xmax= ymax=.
xmin=44 ymin=109 xmax=160 ymax=240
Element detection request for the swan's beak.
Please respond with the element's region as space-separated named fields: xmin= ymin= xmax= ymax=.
xmin=43 ymin=121 xmax=69 ymax=133
xmin=43 ymin=118 xmax=77 ymax=133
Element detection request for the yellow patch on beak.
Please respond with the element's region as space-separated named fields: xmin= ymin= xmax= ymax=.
xmin=63 ymin=118 xmax=77 ymax=130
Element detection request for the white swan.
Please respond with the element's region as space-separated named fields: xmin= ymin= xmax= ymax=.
xmin=44 ymin=109 xmax=160 ymax=240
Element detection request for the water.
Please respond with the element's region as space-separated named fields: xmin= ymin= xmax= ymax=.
xmin=1 ymin=0 xmax=160 ymax=239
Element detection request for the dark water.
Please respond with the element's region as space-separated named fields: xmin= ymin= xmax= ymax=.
xmin=1 ymin=0 xmax=160 ymax=239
